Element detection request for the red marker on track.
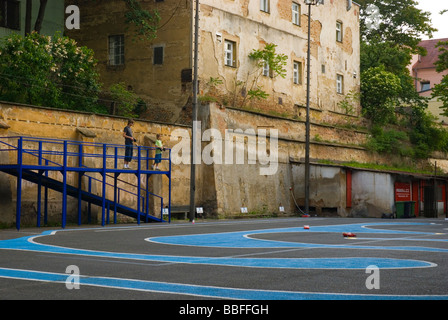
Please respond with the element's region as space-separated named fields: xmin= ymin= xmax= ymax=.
xmin=343 ymin=232 xmax=356 ymax=237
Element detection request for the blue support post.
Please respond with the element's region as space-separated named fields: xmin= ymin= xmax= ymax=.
xmin=114 ymin=173 xmax=118 ymax=224
xmin=101 ymin=144 xmax=107 ymax=226
xmin=168 ymin=149 xmax=172 ymax=223
xmin=16 ymin=137 xmax=23 ymax=230
xmin=114 ymin=147 xmax=118 ymax=224
xmin=44 ymin=159 xmax=48 ymax=225
xmin=62 ymin=141 xmax=68 ymax=229
xmin=146 ymin=149 xmax=150 ymax=222
xmin=37 ymin=141 xmax=43 ymax=227
xmin=145 ymin=173 xmax=149 ymax=223
xmin=136 ymin=146 xmax=141 ymax=225
xmin=77 ymin=143 xmax=83 ymax=225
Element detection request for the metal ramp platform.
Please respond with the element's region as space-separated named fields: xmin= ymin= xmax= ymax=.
xmin=0 ymin=136 xmax=172 ymax=230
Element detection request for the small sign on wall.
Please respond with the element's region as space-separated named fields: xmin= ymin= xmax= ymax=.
xmin=394 ymin=182 xmax=411 ymax=201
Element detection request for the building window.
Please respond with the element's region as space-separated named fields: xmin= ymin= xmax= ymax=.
xmin=0 ymin=0 xmax=20 ymax=30
xmin=225 ymin=40 xmax=237 ymax=67
xmin=262 ymin=61 xmax=270 ymax=77
xmin=260 ymin=0 xmax=269 ymax=13
xmin=292 ymin=2 xmax=300 ymax=26
xmin=336 ymin=74 xmax=344 ymax=94
xmin=153 ymin=46 xmax=164 ymax=65
xmin=108 ymin=35 xmax=125 ymax=66
xmin=293 ymin=61 xmax=302 ymax=84
xmin=421 ymin=81 xmax=430 ymax=92
xmin=336 ymin=21 xmax=343 ymax=42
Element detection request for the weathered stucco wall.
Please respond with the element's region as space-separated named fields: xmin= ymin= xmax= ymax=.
xmin=351 ymin=171 xmax=395 ymax=217
xmin=1 ymin=101 xmax=446 ymax=226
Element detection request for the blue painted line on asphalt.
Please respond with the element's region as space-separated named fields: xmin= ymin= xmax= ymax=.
xmin=147 ymin=222 xmax=448 ymax=252
xmin=0 ymin=234 xmax=435 ymax=269
xmin=0 ymin=221 xmax=447 ymax=299
xmin=1 ymin=267 xmax=447 ymax=300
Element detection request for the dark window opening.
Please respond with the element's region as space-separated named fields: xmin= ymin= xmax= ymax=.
xmin=154 ymin=46 xmax=164 ymax=65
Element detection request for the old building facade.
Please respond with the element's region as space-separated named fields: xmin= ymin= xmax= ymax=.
xmin=409 ymin=38 xmax=448 ymax=124
xmin=66 ymin=0 xmax=361 ymax=124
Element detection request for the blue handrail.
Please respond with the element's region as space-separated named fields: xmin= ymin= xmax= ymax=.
xmin=0 ymin=136 xmax=172 ymax=229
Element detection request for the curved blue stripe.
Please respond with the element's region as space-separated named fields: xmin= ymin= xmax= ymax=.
xmin=0 ymin=267 xmax=447 ymax=300
xmin=0 ymin=222 xmax=446 ymax=299
xmin=0 ymin=235 xmax=434 ymax=269
xmin=147 ymin=223 xmax=448 ymax=252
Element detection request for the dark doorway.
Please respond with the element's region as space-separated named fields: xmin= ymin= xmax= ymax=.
xmin=423 ymin=186 xmax=436 ymax=218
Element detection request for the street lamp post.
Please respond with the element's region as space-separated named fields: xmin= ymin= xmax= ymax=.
xmin=304 ymin=0 xmax=323 ymax=216
xmin=189 ymin=0 xmax=200 ymax=222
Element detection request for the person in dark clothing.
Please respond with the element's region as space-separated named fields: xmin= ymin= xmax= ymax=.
xmin=123 ymin=119 xmax=137 ymax=168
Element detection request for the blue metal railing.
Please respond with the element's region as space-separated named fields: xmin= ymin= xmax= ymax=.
xmin=0 ymin=136 xmax=172 ymax=229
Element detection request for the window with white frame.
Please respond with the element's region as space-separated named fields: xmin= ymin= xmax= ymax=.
xmin=292 ymin=2 xmax=300 ymax=26
xmin=260 ymin=0 xmax=269 ymax=13
xmin=336 ymin=74 xmax=344 ymax=94
xmin=336 ymin=21 xmax=343 ymax=42
xmin=108 ymin=35 xmax=125 ymax=66
xmin=293 ymin=61 xmax=302 ymax=84
xmin=225 ymin=40 xmax=237 ymax=67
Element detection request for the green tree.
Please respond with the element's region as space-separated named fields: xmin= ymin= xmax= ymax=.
xmin=409 ymin=108 xmax=448 ymax=158
xmin=123 ymin=0 xmax=161 ymax=41
xmin=0 ymin=32 xmax=104 ymax=113
xmin=109 ymin=82 xmax=139 ymax=118
xmin=358 ymin=0 xmax=436 ymax=48
xmin=360 ymin=65 xmax=401 ymax=125
xmin=358 ymin=0 xmax=436 ymax=130
xmin=366 ymin=125 xmax=409 ymax=155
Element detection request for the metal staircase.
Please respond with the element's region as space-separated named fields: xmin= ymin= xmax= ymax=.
xmin=0 ymin=136 xmax=172 ymax=230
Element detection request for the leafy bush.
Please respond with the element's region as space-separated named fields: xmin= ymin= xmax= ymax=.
xmin=0 ymin=32 xmax=105 ymax=113
xmin=409 ymin=110 xmax=448 ymax=158
xmin=366 ymin=126 xmax=409 ymax=155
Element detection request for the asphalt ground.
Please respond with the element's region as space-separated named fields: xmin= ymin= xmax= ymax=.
xmin=0 ymin=217 xmax=447 ymax=315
